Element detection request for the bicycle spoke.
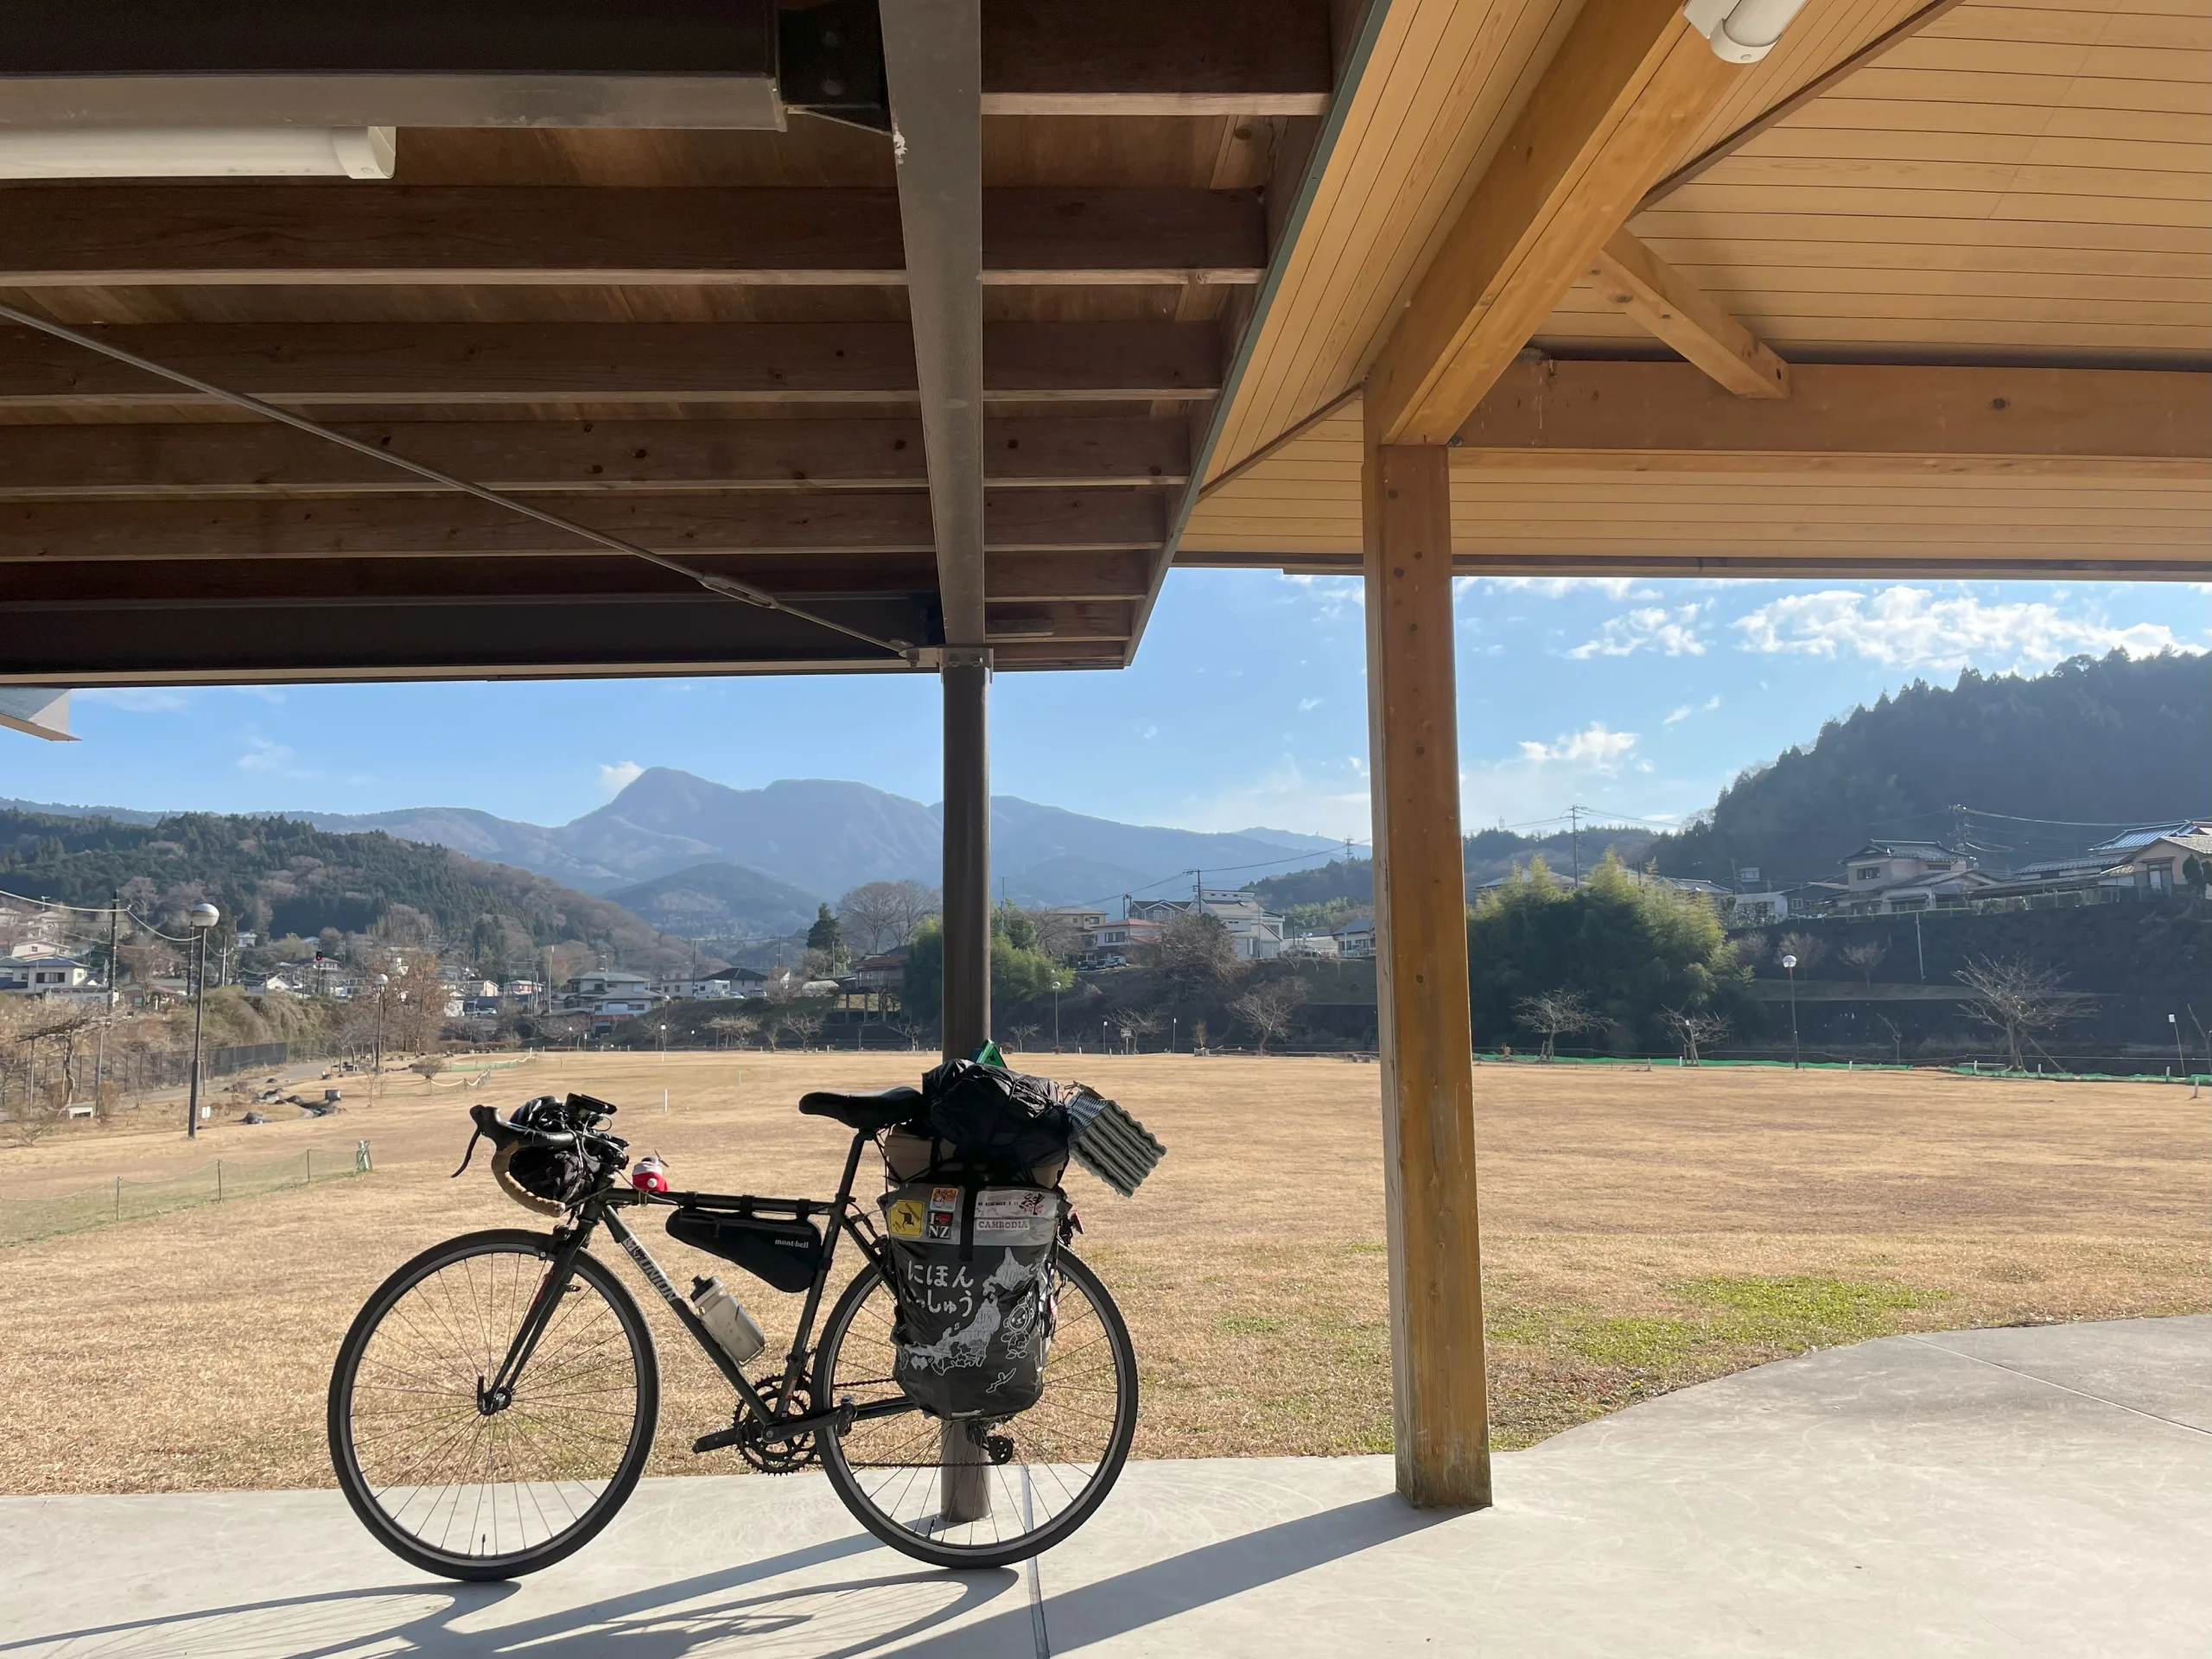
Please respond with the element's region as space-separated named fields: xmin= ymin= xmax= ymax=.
xmin=339 ymin=1241 xmax=650 ymax=1568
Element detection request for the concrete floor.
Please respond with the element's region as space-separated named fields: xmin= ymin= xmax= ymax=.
xmin=3 ymin=1317 xmax=2203 ymax=1657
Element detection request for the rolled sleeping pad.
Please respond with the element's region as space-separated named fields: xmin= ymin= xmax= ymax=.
xmin=1065 ymin=1085 xmax=1166 ymax=1198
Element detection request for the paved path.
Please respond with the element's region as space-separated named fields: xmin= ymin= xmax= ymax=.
xmin=3 ymin=1317 xmax=2203 ymax=1657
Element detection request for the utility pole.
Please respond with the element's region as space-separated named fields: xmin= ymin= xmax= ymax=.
xmin=1568 ymin=804 xmax=1584 ymax=885
xmin=94 ymin=890 xmax=118 ymax=1113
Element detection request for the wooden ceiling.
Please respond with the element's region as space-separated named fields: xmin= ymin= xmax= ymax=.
xmin=1180 ymin=0 xmax=2210 ymax=581
xmin=0 ymin=0 xmax=1348 ymax=685
xmin=3 ymin=0 xmax=2202 ymax=691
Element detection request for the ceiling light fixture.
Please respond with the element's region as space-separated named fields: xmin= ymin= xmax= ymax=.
xmin=0 ymin=125 xmax=396 ymax=180
xmin=1682 ymin=0 xmax=1811 ymax=62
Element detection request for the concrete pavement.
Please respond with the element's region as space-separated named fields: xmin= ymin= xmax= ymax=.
xmin=2 ymin=1317 xmax=2203 ymax=1657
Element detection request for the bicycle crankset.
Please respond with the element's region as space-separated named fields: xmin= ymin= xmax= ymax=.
xmin=734 ymin=1376 xmax=822 ymax=1474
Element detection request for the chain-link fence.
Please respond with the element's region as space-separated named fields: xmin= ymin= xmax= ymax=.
xmin=0 ymin=1140 xmax=372 ymax=1247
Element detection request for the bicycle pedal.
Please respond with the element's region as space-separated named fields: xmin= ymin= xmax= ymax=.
xmin=692 ymin=1425 xmax=747 ymax=1455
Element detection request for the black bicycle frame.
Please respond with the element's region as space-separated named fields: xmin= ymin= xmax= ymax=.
xmin=484 ymin=1129 xmax=918 ymax=1435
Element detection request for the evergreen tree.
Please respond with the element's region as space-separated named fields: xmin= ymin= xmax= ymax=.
xmin=806 ymin=902 xmax=848 ymax=967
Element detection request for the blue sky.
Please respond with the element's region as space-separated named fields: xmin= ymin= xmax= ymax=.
xmin=10 ymin=574 xmax=2202 ymax=842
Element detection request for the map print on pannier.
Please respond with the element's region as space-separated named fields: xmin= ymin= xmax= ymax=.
xmin=880 ymin=1182 xmax=1063 ymax=1417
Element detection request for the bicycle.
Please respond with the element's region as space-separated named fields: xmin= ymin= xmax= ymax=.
xmin=327 ymin=1084 xmax=1139 ymax=1580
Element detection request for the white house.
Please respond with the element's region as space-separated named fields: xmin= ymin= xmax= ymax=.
xmin=1332 ymin=917 xmax=1375 ymax=958
xmin=1283 ymin=931 xmax=1341 ymax=959
xmin=0 ymin=955 xmax=92 ymax=994
xmin=1835 ymin=841 xmax=1991 ymax=914
xmin=1128 ymin=889 xmax=1286 ymax=960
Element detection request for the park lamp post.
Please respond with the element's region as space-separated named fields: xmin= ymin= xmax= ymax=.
xmin=372 ymin=974 xmax=390 ymax=1101
xmin=2171 ymin=1012 xmax=2186 ymax=1077
xmin=659 ymin=1022 xmax=668 ymax=1061
xmin=1781 ymin=951 xmax=1801 ymax=1070
xmin=185 ymin=901 xmax=219 ymax=1139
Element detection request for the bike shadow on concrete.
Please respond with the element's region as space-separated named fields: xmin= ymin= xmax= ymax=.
xmin=0 ymin=1479 xmax=1448 ymax=1657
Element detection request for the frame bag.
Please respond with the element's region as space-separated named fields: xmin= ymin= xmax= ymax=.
xmin=879 ymin=1181 xmax=1063 ymax=1417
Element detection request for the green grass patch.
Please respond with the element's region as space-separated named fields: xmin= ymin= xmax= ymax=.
xmin=1675 ymin=1273 xmax=1942 ymax=1346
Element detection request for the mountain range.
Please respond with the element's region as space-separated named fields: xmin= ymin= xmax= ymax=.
xmin=35 ymin=770 xmax=1333 ymax=935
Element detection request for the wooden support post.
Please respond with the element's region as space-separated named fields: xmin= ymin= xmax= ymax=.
xmin=1363 ymin=415 xmax=1491 ymax=1510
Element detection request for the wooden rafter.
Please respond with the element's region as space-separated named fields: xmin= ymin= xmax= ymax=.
xmin=0 ymin=418 xmax=1189 ymax=499
xmin=1454 ymin=361 xmax=2211 ymax=478
xmin=0 ymin=490 xmax=1168 ymax=563
xmin=0 ymin=322 xmax=1221 ymax=410
xmin=1583 ymin=232 xmax=1789 ymax=399
xmin=1363 ymin=0 xmax=1743 ymax=446
xmin=0 ymin=188 xmax=1264 ymax=288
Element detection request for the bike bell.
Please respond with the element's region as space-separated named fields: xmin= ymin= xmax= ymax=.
xmin=631 ymin=1154 xmax=671 ymax=1194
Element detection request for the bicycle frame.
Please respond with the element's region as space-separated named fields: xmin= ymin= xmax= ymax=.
xmin=480 ymin=1128 xmax=922 ymax=1440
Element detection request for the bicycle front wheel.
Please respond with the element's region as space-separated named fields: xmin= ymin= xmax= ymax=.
xmin=327 ymin=1228 xmax=658 ymax=1581
xmin=817 ymin=1246 xmax=1138 ymax=1569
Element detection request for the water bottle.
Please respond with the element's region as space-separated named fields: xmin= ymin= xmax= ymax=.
xmin=689 ymin=1275 xmax=765 ymax=1367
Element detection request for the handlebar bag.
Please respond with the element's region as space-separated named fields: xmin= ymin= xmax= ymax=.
xmin=879 ymin=1181 xmax=1062 ymax=1418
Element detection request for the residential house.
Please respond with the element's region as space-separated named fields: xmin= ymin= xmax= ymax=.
xmin=560 ymin=969 xmax=659 ymax=1021
xmin=2085 ymin=821 xmax=2212 ymax=896
xmin=1282 ymin=931 xmax=1341 ymax=958
xmin=1127 ymin=888 xmax=1287 ymax=960
xmin=1834 ymin=841 xmax=1991 ymax=914
xmin=1077 ymin=916 xmax=1162 ymax=969
xmin=850 ymin=952 xmax=906 ymax=994
xmin=0 ymin=955 xmax=92 ymax=994
xmin=1332 ymin=916 xmax=1375 ymax=958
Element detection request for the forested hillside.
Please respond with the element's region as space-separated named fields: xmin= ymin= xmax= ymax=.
xmin=1652 ymin=651 xmax=2209 ymax=885
xmin=0 ymin=810 xmax=702 ymax=978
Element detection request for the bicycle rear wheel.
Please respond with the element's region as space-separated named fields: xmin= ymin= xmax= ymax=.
xmin=817 ymin=1247 xmax=1137 ymax=1569
xmin=327 ymin=1228 xmax=658 ymax=1581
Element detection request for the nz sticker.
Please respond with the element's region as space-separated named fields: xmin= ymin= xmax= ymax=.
xmin=925 ymin=1186 xmax=962 ymax=1242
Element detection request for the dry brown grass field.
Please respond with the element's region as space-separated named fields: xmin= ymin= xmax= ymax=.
xmin=0 ymin=1051 xmax=2202 ymax=1496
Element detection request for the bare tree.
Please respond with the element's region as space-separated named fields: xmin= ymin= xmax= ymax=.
xmin=1118 ymin=1005 xmax=1163 ymax=1053
xmin=1840 ymin=938 xmax=1890 ymax=987
xmin=780 ymin=1002 xmax=830 ymax=1051
xmin=1955 ymin=955 xmax=2088 ymax=1071
xmin=1872 ymin=1011 xmax=1906 ymax=1065
xmin=1662 ymin=1006 xmax=1731 ymax=1065
xmin=1514 ymin=988 xmax=1599 ymax=1060
xmin=1004 ymin=1022 xmax=1041 ymax=1053
xmin=410 ymin=1055 xmax=448 ymax=1088
xmin=1732 ymin=930 xmax=1770 ymax=967
xmin=836 ymin=880 xmax=940 ymax=956
xmin=1777 ymin=931 xmax=1828 ymax=974
xmin=1144 ymin=912 xmax=1239 ymax=996
xmin=1230 ymin=980 xmax=1306 ymax=1052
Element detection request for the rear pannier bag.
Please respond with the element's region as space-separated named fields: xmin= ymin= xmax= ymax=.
xmin=879 ymin=1181 xmax=1062 ymax=1417
xmin=666 ymin=1208 xmax=824 ymax=1294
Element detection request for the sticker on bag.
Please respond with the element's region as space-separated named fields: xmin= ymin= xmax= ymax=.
xmin=886 ymin=1196 xmax=925 ymax=1238
xmin=925 ymin=1186 xmax=960 ymax=1242
xmin=973 ymin=1187 xmax=1058 ymax=1245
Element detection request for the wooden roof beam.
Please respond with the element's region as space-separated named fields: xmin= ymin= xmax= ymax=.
xmin=0 ymin=188 xmax=1264 ymax=288
xmin=0 ymin=490 xmax=1168 ymax=563
xmin=0 ymin=321 xmax=1221 ymax=410
xmin=0 ymin=418 xmax=1189 ymax=499
xmin=1453 ymin=360 xmax=2211 ymax=479
xmin=1584 ymin=231 xmax=1788 ymax=399
xmin=1366 ymin=0 xmax=1744 ymax=446
xmin=6 ymin=549 xmax=1154 ymax=605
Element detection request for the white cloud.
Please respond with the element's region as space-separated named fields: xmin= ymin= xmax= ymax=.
xmin=76 ymin=688 xmax=191 ymax=713
xmin=1470 ymin=575 xmax=1647 ymax=600
xmin=1567 ymin=604 xmax=1707 ymax=659
xmin=1515 ymin=723 xmax=1638 ymax=770
xmin=1732 ymin=586 xmax=2190 ymax=672
xmin=1297 ymin=697 xmax=1322 ymax=712
xmin=1279 ymin=574 xmax=1363 ymax=620
xmin=1664 ymin=694 xmax=1723 ymax=725
xmin=598 ymin=760 xmax=645 ymax=793
xmin=236 ymin=736 xmax=306 ymax=776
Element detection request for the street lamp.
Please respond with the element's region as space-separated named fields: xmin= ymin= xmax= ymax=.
xmin=2171 ymin=1012 xmax=2186 ymax=1077
xmin=185 ymin=902 xmax=219 ymax=1138
xmin=372 ymin=974 xmax=390 ymax=1102
xmin=1781 ymin=951 xmax=1801 ymax=1070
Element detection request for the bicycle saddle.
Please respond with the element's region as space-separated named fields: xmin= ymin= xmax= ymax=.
xmin=797 ymin=1084 xmax=925 ymax=1133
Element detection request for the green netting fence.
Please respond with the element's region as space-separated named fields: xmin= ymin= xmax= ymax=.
xmin=0 ymin=1141 xmax=372 ymax=1248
